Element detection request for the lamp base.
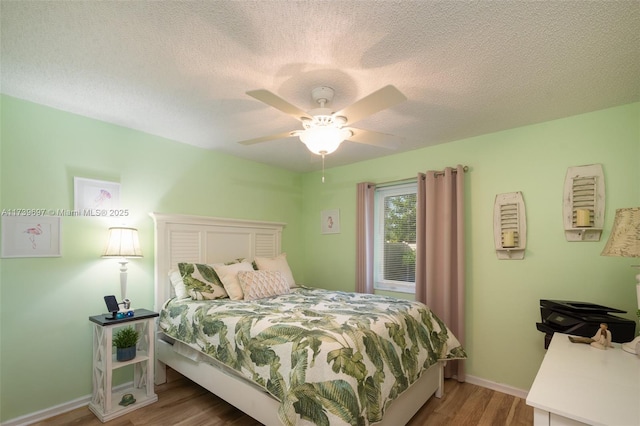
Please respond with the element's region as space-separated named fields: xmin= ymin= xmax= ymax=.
xmin=621 ymin=335 xmax=640 ymax=355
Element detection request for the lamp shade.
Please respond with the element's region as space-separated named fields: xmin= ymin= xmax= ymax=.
xmin=600 ymin=208 xmax=640 ymax=258
xmin=102 ymin=227 xmax=143 ymax=258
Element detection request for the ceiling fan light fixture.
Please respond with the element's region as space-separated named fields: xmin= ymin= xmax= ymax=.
xmin=298 ymin=125 xmax=351 ymax=155
xmin=240 ymin=85 xmax=407 ymax=159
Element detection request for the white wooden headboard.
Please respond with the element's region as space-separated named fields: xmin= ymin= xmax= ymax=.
xmin=150 ymin=213 xmax=285 ymax=311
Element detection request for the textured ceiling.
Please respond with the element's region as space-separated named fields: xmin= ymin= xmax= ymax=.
xmin=1 ymin=1 xmax=639 ymax=173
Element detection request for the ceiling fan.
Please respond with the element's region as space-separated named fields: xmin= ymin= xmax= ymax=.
xmin=238 ymin=85 xmax=407 ymax=157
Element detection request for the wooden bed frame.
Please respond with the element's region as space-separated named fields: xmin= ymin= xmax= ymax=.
xmin=150 ymin=212 xmax=444 ymax=425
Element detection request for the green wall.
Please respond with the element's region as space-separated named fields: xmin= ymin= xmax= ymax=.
xmin=1 ymin=95 xmax=638 ymax=422
xmin=0 ymin=95 xmax=304 ymax=421
xmin=300 ymin=102 xmax=640 ymax=390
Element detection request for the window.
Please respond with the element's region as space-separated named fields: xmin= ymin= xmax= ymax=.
xmin=374 ymin=182 xmax=417 ymax=293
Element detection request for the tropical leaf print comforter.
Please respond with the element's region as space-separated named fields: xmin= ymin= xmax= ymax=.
xmin=159 ymin=287 xmax=466 ymax=426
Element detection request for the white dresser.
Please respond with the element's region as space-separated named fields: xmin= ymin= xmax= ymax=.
xmin=527 ymin=332 xmax=639 ymax=426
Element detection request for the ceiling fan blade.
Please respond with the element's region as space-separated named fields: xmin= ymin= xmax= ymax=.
xmin=334 ymin=85 xmax=407 ymax=126
xmin=238 ymin=131 xmax=295 ymax=146
xmin=246 ymin=89 xmax=311 ymax=121
xmin=346 ymin=128 xmax=402 ymax=150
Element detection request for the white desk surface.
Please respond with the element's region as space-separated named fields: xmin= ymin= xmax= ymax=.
xmin=526 ymin=333 xmax=640 ymax=426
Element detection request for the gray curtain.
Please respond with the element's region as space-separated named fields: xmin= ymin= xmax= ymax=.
xmin=356 ymin=182 xmax=375 ymax=293
xmin=416 ymin=165 xmax=466 ymax=381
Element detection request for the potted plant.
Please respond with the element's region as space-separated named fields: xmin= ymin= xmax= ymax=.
xmin=113 ymin=326 xmax=139 ymax=362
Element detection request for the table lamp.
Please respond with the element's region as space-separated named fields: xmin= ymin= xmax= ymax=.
xmin=600 ymin=207 xmax=640 ymax=354
xmin=102 ymin=227 xmax=143 ymax=305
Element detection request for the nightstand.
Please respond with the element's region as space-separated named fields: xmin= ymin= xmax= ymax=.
xmin=88 ymin=309 xmax=159 ymax=422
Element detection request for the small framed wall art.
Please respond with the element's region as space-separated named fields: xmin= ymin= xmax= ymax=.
xmin=321 ymin=209 xmax=341 ymax=234
xmin=74 ymin=177 xmax=120 ymax=211
xmin=1 ymin=216 xmax=61 ymax=258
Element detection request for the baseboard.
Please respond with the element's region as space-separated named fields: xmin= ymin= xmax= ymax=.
xmin=465 ymin=375 xmax=529 ymax=400
xmin=1 ymin=382 xmax=132 ymax=426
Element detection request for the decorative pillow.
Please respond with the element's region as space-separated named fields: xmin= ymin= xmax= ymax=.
xmin=212 ymin=260 xmax=255 ymax=300
xmin=168 ymin=269 xmax=189 ymax=300
xmin=177 ymin=263 xmax=228 ymax=300
xmin=237 ymin=270 xmax=290 ymax=301
xmin=254 ymin=253 xmax=296 ymax=288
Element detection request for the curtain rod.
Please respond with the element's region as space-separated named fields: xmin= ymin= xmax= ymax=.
xmin=374 ymin=165 xmax=469 ymax=187
xmin=433 ymin=165 xmax=469 ymax=177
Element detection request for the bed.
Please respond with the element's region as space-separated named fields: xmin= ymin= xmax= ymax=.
xmin=151 ymin=213 xmax=466 ymax=426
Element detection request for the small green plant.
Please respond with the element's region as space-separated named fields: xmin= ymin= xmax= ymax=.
xmin=113 ymin=327 xmax=139 ymax=349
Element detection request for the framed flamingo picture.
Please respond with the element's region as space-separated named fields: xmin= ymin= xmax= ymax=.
xmin=1 ymin=216 xmax=61 ymax=257
xmin=74 ymin=177 xmax=120 ymax=211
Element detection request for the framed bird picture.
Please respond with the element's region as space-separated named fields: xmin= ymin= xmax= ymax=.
xmin=1 ymin=215 xmax=61 ymax=258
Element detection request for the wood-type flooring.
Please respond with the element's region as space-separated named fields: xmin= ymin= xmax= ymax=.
xmin=34 ymin=368 xmax=532 ymax=426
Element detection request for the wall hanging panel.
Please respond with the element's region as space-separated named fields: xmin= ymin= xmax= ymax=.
xmin=563 ymin=164 xmax=605 ymax=241
xmin=494 ymin=192 xmax=526 ymax=260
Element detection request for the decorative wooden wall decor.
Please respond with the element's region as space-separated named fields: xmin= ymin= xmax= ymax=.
xmin=563 ymin=164 xmax=605 ymax=241
xmin=494 ymin=192 xmax=526 ymax=260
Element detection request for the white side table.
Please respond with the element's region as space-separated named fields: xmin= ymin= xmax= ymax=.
xmin=527 ymin=332 xmax=640 ymax=426
xmin=88 ymin=309 xmax=159 ymax=422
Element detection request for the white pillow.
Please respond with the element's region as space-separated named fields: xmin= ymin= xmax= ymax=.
xmin=254 ymin=253 xmax=296 ymax=288
xmin=168 ymin=269 xmax=189 ymax=300
xmin=238 ymin=270 xmax=290 ymax=301
xmin=212 ymin=261 xmax=254 ymax=300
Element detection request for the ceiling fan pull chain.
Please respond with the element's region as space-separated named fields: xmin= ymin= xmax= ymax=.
xmin=322 ymin=153 xmax=325 ymax=183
